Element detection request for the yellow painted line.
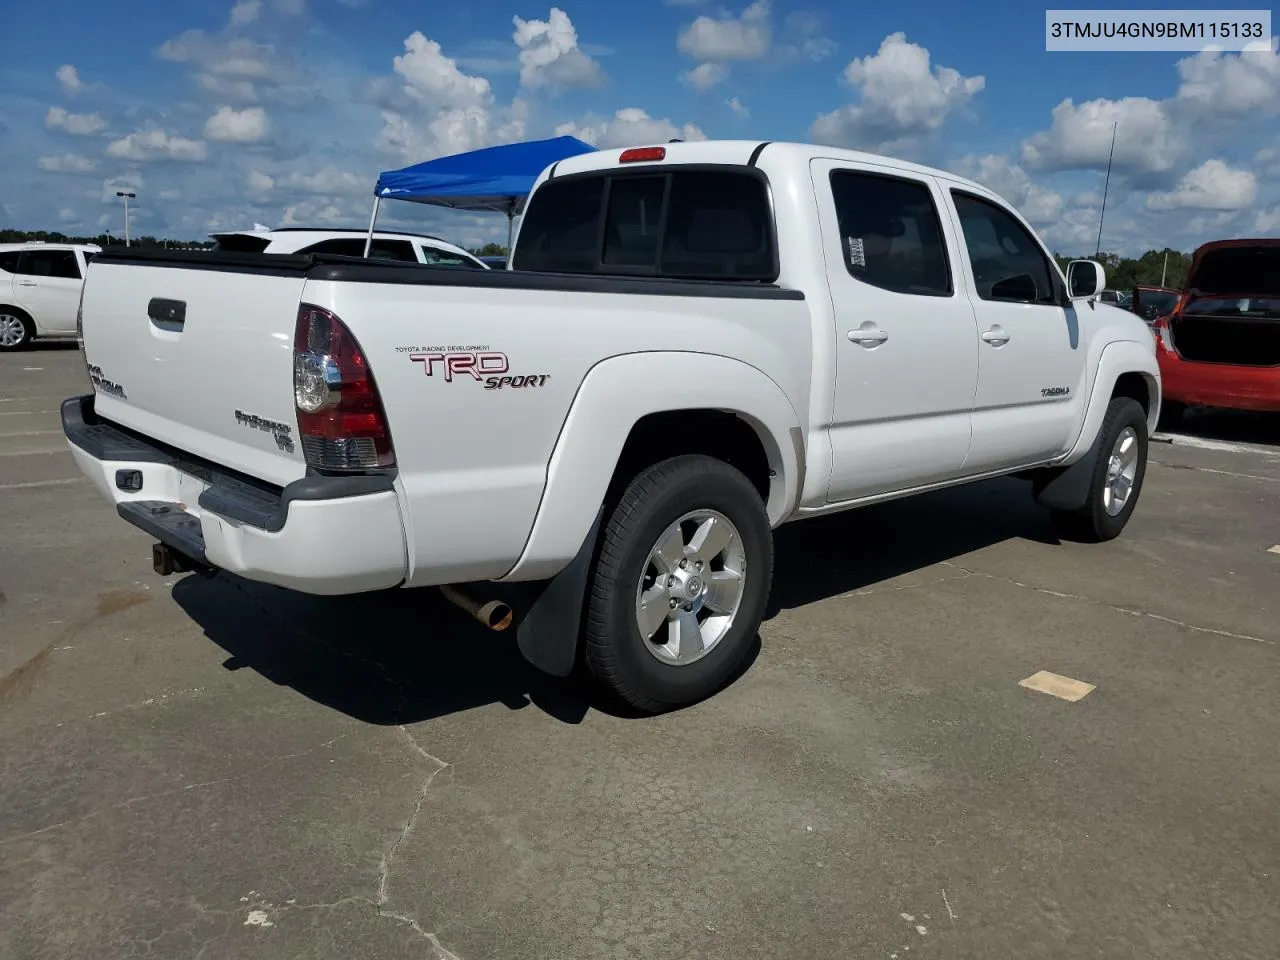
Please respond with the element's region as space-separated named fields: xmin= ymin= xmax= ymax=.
xmin=1019 ymin=670 xmax=1095 ymax=702
xmin=1268 ymin=545 xmax=1280 ymax=555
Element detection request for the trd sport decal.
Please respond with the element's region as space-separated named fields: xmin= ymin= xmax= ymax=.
xmin=405 ymin=349 xmax=551 ymax=390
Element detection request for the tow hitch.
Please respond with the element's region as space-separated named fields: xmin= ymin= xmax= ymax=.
xmin=151 ymin=542 xmax=206 ymax=577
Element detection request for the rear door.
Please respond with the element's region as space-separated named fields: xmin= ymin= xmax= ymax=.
xmin=945 ymin=188 xmax=1087 ymax=470
xmin=13 ymin=248 xmax=83 ymax=334
xmin=812 ymin=159 xmax=979 ymax=501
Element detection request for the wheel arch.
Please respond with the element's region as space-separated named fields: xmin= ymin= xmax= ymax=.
xmin=1062 ymin=340 xmax=1161 ymax=464
xmin=498 ymin=351 xmax=804 ymax=583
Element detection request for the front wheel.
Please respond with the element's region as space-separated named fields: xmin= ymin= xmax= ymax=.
xmin=1051 ymin=397 xmax=1149 ymax=543
xmin=582 ymin=455 xmax=774 ymax=714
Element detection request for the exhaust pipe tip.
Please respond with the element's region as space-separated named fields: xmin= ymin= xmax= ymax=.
xmin=439 ymin=585 xmax=513 ymax=632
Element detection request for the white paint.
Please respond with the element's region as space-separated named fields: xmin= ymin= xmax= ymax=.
xmin=941 ymin=888 xmax=956 ymax=923
xmin=243 ymin=909 xmax=273 ymax=927
xmin=22 ymin=367 xmax=44 ymax=372
xmin=916 ymin=925 xmax=928 ymax=936
xmin=0 ymin=477 xmax=87 ymax=491
xmin=900 ymin=913 xmax=915 ymax=923
xmin=1268 ymin=545 xmax=1280 ymax=555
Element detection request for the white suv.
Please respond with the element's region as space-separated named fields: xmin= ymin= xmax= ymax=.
xmin=209 ymin=228 xmax=489 ymax=269
xmin=0 ymin=242 xmax=102 ymax=351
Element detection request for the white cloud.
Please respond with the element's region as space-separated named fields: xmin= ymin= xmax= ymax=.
xmin=204 ymin=105 xmax=269 ymax=142
xmin=1020 ymin=96 xmax=1181 ymax=174
xmin=956 ymin=154 xmax=1064 ymax=225
xmin=1175 ymin=37 xmax=1280 ymax=116
xmin=678 ymin=0 xmax=770 ymax=62
xmin=810 ymin=33 xmax=984 ymax=151
xmin=38 ymin=153 xmax=98 ymax=174
xmin=727 ymin=96 xmax=749 ymax=118
xmin=230 ymin=0 xmax=261 ymax=25
xmin=46 ymin=106 xmax=105 ymax=136
xmin=1256 ymin=145 xmax=1280 ymax=178
xmin=683 ymin=62 xmax=729 ymax=91
xmin=157 ymin=29 xmax=301 ymax=104
xmin=56 ymin=64 xmax=85 ymax=96
xmin=106 ymin=129 xmax=208 ymax=162
xmin=248 ymin=170 xmax=275 ymax=192
xmin=777 ymin=11 xmax=835 ymax=63
xmin=393 ymin=31 xmax=493 ymax=109
xmin=279 ymin=166 xmax=363 ymax=193
xmin=1254 ymin=206 xmax=1280 ymax=233
xmin=555 ymin=108 xmax=706 ymax=148
xmin=1146 ymin=159 xmax=1257 ymax=211
xmin=376 ymin=32 xmax=532 ymax=161
xmin=101 ymin=173 xmax=145 ymax=204
xmin=512 ymin=8 xmax=605 ymax=90
xmin=58 ymin=208 xmax=79 ymax=223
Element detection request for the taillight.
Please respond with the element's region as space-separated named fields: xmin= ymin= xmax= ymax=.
xmin=293 ymin=303 xmax=395 ymax=471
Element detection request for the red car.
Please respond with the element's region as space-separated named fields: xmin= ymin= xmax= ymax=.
xmin=1153 ymin=238 xmax=1280 ymax=424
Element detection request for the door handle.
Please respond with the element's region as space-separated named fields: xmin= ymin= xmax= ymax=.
xmin=848 ymin=325 xmax=888 ymax=347
xmin=981 ymin=326 xmax=1010 ymax=347
xmin=17 ymin=280 xmax=38 ymax=287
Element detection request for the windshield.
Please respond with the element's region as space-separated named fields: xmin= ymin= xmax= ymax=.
xmin=1184 ymin=297 xmax=1280 ymax=319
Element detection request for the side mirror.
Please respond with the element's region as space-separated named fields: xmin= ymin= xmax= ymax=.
xmin=1067 ymin=259 xmax=1105 ymax=301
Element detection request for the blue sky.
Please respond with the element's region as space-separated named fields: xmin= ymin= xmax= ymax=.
xmin=1 ymin=0 xmax=1277 ymax=254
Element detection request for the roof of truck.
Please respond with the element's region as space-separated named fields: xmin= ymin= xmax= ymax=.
xmin=547 ymin=139 xmax=999 ymax=197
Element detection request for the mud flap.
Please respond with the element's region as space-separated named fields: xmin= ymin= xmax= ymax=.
xmin=504 ymin=508 xmax=605 ymax=678
xmin=1031 ymin=429 xmax=1104 ymax=513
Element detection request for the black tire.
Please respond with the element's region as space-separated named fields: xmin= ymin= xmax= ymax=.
xmin=0 ymin=309 xmax=34 ymax=351
xmin=1051 ymin=397 xmax=1149 ymax=543
xmin=582 ymin=455 xmax=773 ymax=714
xmin=1156 ymin=400 xmax=1185 ymax=431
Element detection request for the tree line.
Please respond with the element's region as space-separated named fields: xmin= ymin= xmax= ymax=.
xmin=0 ymin=229 xmax=215 ymax=249
xmin=1052 ymin=248 xmax=1191 ymax=291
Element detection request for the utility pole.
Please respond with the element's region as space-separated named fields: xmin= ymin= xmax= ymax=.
xmin=1095 ymin=122 xmax=1117 ymax=260
xmin=1160 ymin=250 xmax=1168 ymax=287
xmin=116 ymin=191 xmax=136 ymax=247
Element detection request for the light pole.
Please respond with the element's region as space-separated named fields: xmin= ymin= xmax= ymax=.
xmin=116 ymin=191 xmax=136 ymax=247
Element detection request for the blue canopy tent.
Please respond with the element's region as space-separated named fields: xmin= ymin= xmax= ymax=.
xmin=366 ymin=135 xmax=597 ymax=256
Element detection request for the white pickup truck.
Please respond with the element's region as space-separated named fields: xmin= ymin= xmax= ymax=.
xmin=64 ymin=140 xmax=1161 ymax=713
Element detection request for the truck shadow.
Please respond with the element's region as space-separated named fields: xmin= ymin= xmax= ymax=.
xmin=171 ymin=477 xmax=1057 ymax=727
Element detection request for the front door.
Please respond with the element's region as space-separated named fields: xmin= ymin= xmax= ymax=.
xmin=14 ymin=248 xmax=83 ymax=335
xmin=944 ymin=189 xmax=1088 ymax=471
xmin=812 ymin=159 xmax=980 ymax=502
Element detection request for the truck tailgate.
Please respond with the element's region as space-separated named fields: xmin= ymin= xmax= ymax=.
xmin=79 ymin=256 xmax=308 ymax=487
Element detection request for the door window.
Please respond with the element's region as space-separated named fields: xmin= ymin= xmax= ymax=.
xmin=420 ymin=246 xmax=483 ymax=268
xmin=828 ymin=171 xmax=952 ymax=297
xmin=0 ymin=251 xmax=20 ymax=273
xmin=17 ymin=249 xmax=81 ymax=280
xmin=950 ymin=192 xmax=1060 ymax=306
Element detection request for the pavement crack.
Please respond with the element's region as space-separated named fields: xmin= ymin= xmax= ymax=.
xmin=372 ymin=726 xmax=455 ymax=956
xmin=835 ymin=570 xmax=975 ymax=599
xmin=940 ymin=561 xmax=1276 ymax=646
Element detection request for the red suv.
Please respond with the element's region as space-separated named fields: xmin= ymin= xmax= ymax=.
xmin=1153 ymin=239 xmax=1280 ymax=424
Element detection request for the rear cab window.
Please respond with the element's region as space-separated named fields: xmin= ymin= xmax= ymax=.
xmin=513 ymin=166 xmax=777 ymax=282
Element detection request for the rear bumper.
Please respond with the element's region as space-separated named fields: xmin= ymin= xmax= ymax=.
xmin=62 ymin=395 xmax=409 ymax=595
xmin=1157 ymin=351 xmax=1280 ymax=413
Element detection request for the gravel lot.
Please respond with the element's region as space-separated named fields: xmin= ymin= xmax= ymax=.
xmin=2 ymin=346 xmax=1278 ymax=960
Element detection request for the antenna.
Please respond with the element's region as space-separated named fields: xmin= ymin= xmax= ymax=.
xmin=1095 ymin=121 xmax=1117 ymax=260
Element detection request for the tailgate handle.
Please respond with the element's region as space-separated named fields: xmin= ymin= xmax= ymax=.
xmin=148 ymin=298 xmax=186 ymax=331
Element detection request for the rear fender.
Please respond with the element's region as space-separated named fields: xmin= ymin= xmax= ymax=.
xmin=498 ymin=351 xmax=804 ymax=584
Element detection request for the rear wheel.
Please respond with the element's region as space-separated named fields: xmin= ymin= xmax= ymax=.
xmin=582 ymin=455 xmax=773 ymax=714
xmin=0 ymin=310 xmax=33 ymax=351
xmin=1051 ymin=397 xmax=1149 ymax=543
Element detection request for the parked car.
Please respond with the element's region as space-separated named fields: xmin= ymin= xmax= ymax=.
xmin=0 ymin=242 xmax=101 ymax=350
xmin=209 ymin=227 xmax=489 ymax=270
xmin=64 ymin=139 xmax=1160 ymax=712
xmin=1130 ymin=284 xmax=1180 ymax=324
xmin=1153 ymin=238 xmax=1280 ymax=425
